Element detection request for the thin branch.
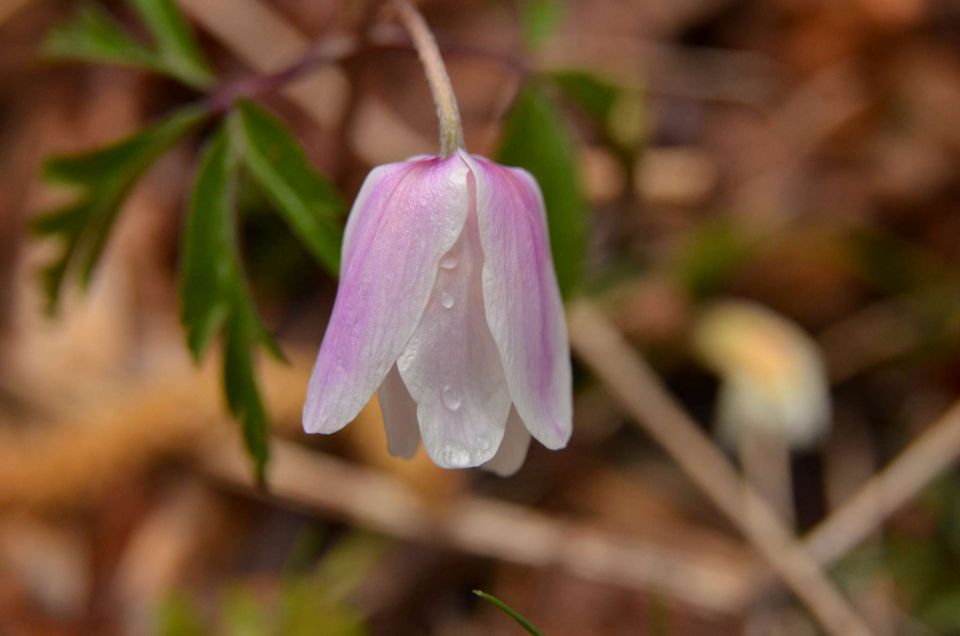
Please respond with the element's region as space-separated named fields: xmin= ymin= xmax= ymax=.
xmin=803 ymin=399 xmax=960 ymax=565
xmin=195 ymin=25 xmax=529 ymax=114
xmin=199 ymin=431 xmax=754 ymax=615
xmin=201 ymin=34 xmax=362 ymax=113
xmin=0 ymin=331 xmax=755 ymax=616
xmin=566 ymin=300 xmax=875 ymax=636
xmin=0 ymin=0 xmax=30 ymax=29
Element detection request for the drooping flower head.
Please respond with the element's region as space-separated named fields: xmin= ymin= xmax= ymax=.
xmin=302 ymin=1 xmax=572 ymax=474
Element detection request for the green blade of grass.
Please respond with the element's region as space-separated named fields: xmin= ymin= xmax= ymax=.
xmin=473 ymin=590 xmax=543 ymax=636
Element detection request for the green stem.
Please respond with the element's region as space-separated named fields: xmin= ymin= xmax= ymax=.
xmin=473 ymin=590 xmax=543 ymax=636
xmin=392 ymin=0 xmax=464 ymax=156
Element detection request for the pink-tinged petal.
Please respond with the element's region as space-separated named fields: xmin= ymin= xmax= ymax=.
xmin=397 ymin=176 xmax=511 ymax=467
xmin=377 ymin=365 xmax=420 ymax=459
xmin=303 ymin=155 xmax=470 ymax=434
xmin=461 ymin=152 xmax=573 ymax=449
xmin=482 ymin=408 xmax=532 ymax=476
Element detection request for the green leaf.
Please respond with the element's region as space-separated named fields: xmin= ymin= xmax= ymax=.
xmin=128 ymin=0 xmax=215 ymax=89
xmin=672 ymin=220 xmax=750 ymax=297
xmin=43 ymin=108 xmax=204 ymax=185
xmin=223 ymin=307 xmax=270 ymax=484
xmin=498 ymin=85 xmax=586 ymax=298
xmin=43 ymin=4 xmax=158 ymax=70
xmin=473 ymin=590 xmax=542 ymax=636
xmin=180 ymin=126 xmax=237 ymax=359
xmin=552 ymin=70 xmax=619 ymax=125
xmin=521 ymin=0 xmax=565 ymax=51
xmin=155 ymin=592 xmax=207 ymax=636
xmin=181 ymin=125 xmax=281 ymax=481
xmin=848 ymin=228 xmax=950 ymax=295
xmin=920 ymin=587 xmax=960 ymax=632
xmin=232 ymin=101 xmax=345 ymax=275
xmin=33 ymin=107 xmax=207 ymax=313
xmin=220 ymin=586 xmax=271 ymax=636
xmin=44 ymin=1 xmax=213 ymax=89
xmin=552 ymin=69 xmax=647 ymax=150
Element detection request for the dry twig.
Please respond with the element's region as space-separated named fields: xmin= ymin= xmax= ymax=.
xmin=566 ymin=300 xmax=874 ymax=636
xmin=201 ymin=433 xmax=754 ymax=614
xmin=803 ymin=399 xmax=960 ymax=565
xmin=0 ymin=343 xmax=754 ymax=615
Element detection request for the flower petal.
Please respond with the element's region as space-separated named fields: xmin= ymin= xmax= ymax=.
xmin=377 ymin=365 xmax=420 ymax=458
xmin=397 ymin=176 xmax=511 ymax=468
xmin=462 ymin=152 xmax=573 ymax=449
xmin=482 ymin=408 xmax=532 ymax=476
xmin=303 ymin=156 xmax=470 ymax=434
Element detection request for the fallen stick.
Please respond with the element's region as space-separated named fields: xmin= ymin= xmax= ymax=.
xmin=803 ymin=400 xmax=960 ymax=565
xmin=567 ymin=300 xmax=874 ymax=636
xmin=200 ymin=433 xmax=754 ymax=615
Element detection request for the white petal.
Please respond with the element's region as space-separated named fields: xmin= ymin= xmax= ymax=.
xmin=397 ymin=175 xmax=511 ymax=467
xmin=303 ymin=156 xmax=470 ymax=434
xmin=377 ymin=365 xmax=420 ymax=459
xmin=482 ymin=408 xmax=532 ymax=476
xmin=462 ymin=152 xmax=573 ymax=449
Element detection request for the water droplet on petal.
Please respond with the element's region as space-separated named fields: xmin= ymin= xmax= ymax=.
xmin=397 ymin=340 xmax=418 ymax=373
xmin=442 ymin=443 xmax=470 ymax=466
xmin=440 ymin=255 xmax=458 ymax=270
xmin=440 ymin=292 xmax=455 ymax=309
xmin=441 ymin=385 xmax=462 ymax=411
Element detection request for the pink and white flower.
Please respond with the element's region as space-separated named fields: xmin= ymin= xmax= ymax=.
xmin=302 ymin=151 xmax=572 ymax=475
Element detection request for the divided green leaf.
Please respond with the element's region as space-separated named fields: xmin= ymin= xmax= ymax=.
xmin=33 ymin=107 xmax=207 ymax=313
xmin=43 ymin=4 xmax=157 ymax=70
xmin=498 ymin=85 xmax=587 ymax=298
xmin=128 ymin=0 xmax=215 ymax=89
xmin=181 ymin=124 xmax=284 ymax=482
xmin=232 ymin=101 xmax=345 ymax=275
xmin=44 ymin=0 xmax=214 ymax=89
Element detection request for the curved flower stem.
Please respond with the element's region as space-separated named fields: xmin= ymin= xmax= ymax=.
xmin=392 ymin=0 xmax=465 ymax=155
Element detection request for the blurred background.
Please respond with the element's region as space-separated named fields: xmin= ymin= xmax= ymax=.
xmin=2 ymin=0 xmax=960 ymax=634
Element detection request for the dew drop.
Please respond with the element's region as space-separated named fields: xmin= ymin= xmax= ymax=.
xmin=397 ymin=352 xmax=412 ymax=373
xmin=440 ymin=292 xmax=455 ymax=309
xmin=442 ymin=443 xmax=470 ymax=467
xmin=440 ymin=254 xmax=458 ymax=270
xmin=441 ymin=385 xmax=462 ymax=411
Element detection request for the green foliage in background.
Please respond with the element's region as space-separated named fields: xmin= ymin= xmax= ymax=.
xmin=672 ymin=220 xmax=751 ymax=298
xmin=498 ymin=84 xmax=587 ymax=298
xmin=520 ymin=0 xmax=565 ymax=51
xmin=848 ymin=228 xmax=960 ymax=358
xmin=551 ymin=70 xmax=619 ymax=128
xmin=156 ymin=533 xmax=382 ymax=636
xmin=835 ymin=475 xmax=960 ymax=634
xmin=551 ymin=70 xmax=647 ymax=152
